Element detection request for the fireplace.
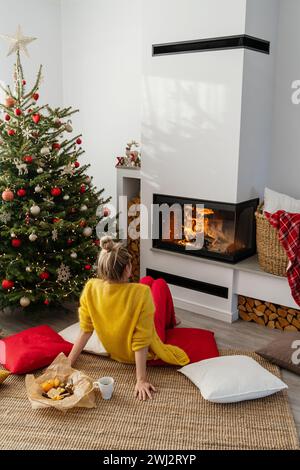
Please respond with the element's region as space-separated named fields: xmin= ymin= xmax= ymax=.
xmin=152 ymin=194 xmax=259 ymax=263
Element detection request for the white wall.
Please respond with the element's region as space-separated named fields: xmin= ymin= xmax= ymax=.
xmin=269 ymin=0 xmax=300 ymax=198
xmin=237 ymin=0 xmax=279 ymax=202
xmin=61 ymin=0 xmax=142 ymax=206
xmin=0 ymin=0 xmax=62 ymax=107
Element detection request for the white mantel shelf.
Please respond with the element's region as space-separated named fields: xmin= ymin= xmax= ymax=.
xmin=151 ymin=249 xmax=276 ymax=279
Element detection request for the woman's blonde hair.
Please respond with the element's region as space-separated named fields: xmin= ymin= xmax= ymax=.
xmin=97 ymin=236 xmax=132 ymax=282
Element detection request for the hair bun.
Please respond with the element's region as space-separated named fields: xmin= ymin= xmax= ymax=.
xmin=100 ymin=236 xmax=115 ymax=252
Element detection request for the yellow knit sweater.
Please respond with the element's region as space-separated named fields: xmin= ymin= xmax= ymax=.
xmin=79 ymin=278 xmax=189 ymax=366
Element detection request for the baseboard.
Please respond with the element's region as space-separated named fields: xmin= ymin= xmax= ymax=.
xmin=173 ymin=296 xmax=238 ymax=323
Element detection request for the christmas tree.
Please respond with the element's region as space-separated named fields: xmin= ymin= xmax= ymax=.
xmin=0 ymin=27 xmax=110 ymax=309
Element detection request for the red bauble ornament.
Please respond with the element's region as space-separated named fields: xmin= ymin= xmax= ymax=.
xmin=67 ymin=239 xmax=73 ymax=245
xmin=94 ymin=239 xmax=100 ymax=246
xmin=103 ymin=207 xmax=110 ymax=217
xmin=80 ymin=185 xmax=86 ymax=194
xmin=51 ymin=187 xmax=62 ymax=197
xmin=2 ymin=189 xmax=14 ymax=202
xmin=11 ymin=238 xmax=22 ymax=248
xmin=84 ymin=264 xmax=92 ymax=271
xmin=4 ymin=114 xmax=10 ymax=121
xmin=22 ymin=80 xmax=26 ymax=86
xmin=39 ymin=271 xmax=50 ymax=280
xmin=44 ymin=299 xmax=50 ymax=305
xmin=4 ymin=96 xmax=15 ymax=108
xmin=28 ymin=108 xmax=32 ymax=114
xmin=17 ymin=188 xmax=26 ymax=197
xmin=52 ymin=142 xmax=61 ymax=150
xmin=53 ymin=218 xmax=61 ymax=223
xmin=23 ymin=155 xmax=33 ymax=164
xmin=74 ymin=161 xmax=80 ymax=168
xmin=2 ymin=279 xmax=14 ymax=290
xmin=76 ymin=138 xmax=82 ymax=145
xmin=7 ymin=129 xmax=15 ymax=136
xmin=79 ymin=220 xmax=86 ymax=228
xmin=14 ymin=108 xmax=22 ymax=116
xmin=32 ymin=93 xmax=39 ymax=101
xmin=32 ymin=114 xmax=41 ymax=124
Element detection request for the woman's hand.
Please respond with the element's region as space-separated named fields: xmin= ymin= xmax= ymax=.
xmin=68 ymin=330 xmax=93 ymax=367
xmin=134 ymin=379 xmax=157 ymax=401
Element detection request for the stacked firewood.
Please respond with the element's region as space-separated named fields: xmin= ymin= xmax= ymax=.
xmin=127 ymin=195 xmax=140 ymax=282
xmin=238 ymin=295 xmax=300 ymax=331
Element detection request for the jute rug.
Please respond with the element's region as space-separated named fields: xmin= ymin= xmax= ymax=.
xmin=0 ymin=350 xmax=299 ymax=450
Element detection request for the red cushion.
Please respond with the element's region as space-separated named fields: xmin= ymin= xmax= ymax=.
xmin=148 ymin=327 xmax=219 ymax=366
xmin=0 ymin=325 xmax=73 ymax=374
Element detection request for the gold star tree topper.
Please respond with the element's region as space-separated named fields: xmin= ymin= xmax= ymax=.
xmin=0 ymin=25 xmax=36 ymax=57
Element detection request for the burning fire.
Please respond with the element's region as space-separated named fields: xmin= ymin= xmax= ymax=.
xmin=166 ymin=208 xmax=244 ymax=254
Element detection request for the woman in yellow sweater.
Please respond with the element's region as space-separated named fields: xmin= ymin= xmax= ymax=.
xmin=69 ymin=236 xmax=189 ymax=401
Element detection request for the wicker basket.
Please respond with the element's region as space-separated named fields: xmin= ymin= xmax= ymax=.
xmin=255 ymin=203 xmax=288 ymax=277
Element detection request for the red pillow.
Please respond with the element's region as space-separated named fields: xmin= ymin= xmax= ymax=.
xmin=0 ymin=325 xmax=73 ymax=374
xmin=148 ymin=327 xmax=219 ymax=366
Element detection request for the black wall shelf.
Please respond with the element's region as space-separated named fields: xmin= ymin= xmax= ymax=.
xmin=152 ymin=35 xmax=270 ymax=57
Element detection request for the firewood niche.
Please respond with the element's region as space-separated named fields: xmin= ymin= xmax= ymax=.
xmin=238 ymin=295 xmax=300 ymax=331
xmin=127 ymin=195 xmax=140 ymax=282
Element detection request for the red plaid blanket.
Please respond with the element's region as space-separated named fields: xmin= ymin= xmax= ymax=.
xmin=265 ymin=210 xmax=300 ymax=307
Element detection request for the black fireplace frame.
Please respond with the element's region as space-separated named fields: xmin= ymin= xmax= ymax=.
xmin=152 ymin=194 xmax=259 ymax=264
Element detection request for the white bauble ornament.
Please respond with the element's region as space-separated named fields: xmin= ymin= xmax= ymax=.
xmin=29 ymin=233 xmax=38 ymax=242
xmin=70 ymin=252 xmax=77 ymax=259
xmin=20 ymin=296 xmax=31 ymax=307
xmin=40 ymin=146 xmax=51 ymax=156
xmin=10 ymin=232 xmax=16 ymax=238
xmin=37 ymin=167 xmax=43 ymax=174
xmin=80 ymin=205 xmax=88 ymax=212
xmin=30 ymin=205 xmax=41 ymax=216
xmin=26 ymin=266 xmax=32 ymax=272
xmin=65 ymin=121 xmax=73 ymax=133
xmin=63 ymin=194 xmax=70 ymax=201
xmin=34 ymin=185 xmax=43 ymax=193
xmin=83 ymin=226 xmax=93 ymax=237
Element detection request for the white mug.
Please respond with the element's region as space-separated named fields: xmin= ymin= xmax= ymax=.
xmin=93 ymin=376 xmax=115 ymax=400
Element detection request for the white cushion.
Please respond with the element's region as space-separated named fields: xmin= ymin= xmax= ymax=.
xmin=264 ymin=187 xmax=300 ymax=214
xmin=178 ymin=355 xmax=288 ymax=403
xmin=59 ymin=323 xmax=109 ymax=356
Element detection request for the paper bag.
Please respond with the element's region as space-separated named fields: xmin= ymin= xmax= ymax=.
xmin=25 ymin=353 xmax=96 ymax=411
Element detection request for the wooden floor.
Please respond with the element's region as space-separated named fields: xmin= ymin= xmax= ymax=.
xmin=1 ymin=303 xmax=299 ymax=439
